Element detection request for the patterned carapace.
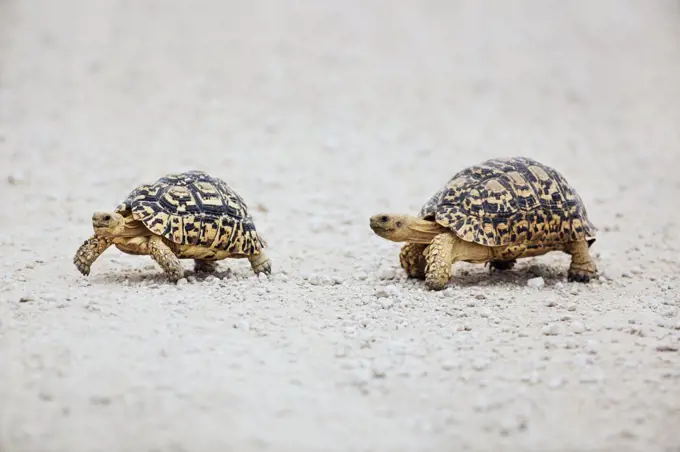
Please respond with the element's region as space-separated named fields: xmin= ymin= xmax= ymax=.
xmin=418 ymin=157 xmax=596 ymax=247
xmin=115 ymin=170 xmax=265 ymax=255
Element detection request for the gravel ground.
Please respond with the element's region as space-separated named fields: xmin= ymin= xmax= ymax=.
xmin=1 ymin=1 xmax=680 ymax=451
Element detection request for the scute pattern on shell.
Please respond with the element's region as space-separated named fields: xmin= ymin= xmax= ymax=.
xmin=115 ymin=170 xmax=265 ymax=255
xmin=418 ymin=157 xmax=596 ymax=247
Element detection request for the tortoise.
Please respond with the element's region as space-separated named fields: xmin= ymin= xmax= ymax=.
xmin=369 ymin=156 xmax=597 ymax=290
xmin=73 ymin=170 xmax=271 ymax=282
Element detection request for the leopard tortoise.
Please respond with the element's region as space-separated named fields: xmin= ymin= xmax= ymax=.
xmin=369 ymin=156 xmax=597 ymax=290
xmin=74 ymin=170 xmax=271 ymax=282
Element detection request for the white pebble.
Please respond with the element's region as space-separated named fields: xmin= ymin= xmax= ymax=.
xmin=527 ymin=277 xmax=545 ymax=288
xmin=567 ymin=304 xmax=577 ymax=312
xmin=307 ymin=274 xmax=325 ymax=286
xmin=548 ymin=377 xmax=565 ymax=389
xmin=584 ymin=340 xmax=599 ymax=354
xmin=541 ymin=323 xmax=561 ymax=336
xmin=375 ymin=285 xmax=400 ymax=298
xmin=378 ymin=268 xmax=396 ymax=280
xmin=571 ymin=321 xmax=585 ymax=334
xmin=471 ymin=358 xmax=489 ymax=371
xmin=186 ymin=276 xmax=197 ymax=283
xmin=234 ymin=320 xmax=250 ymax=331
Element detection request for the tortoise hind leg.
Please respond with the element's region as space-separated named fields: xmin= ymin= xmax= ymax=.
xmin=194 ymin=259 xmax=219 ymax=274
xmin=565 ymin=240 xmax=598 ymax=282
xmin=149 ymin=235 xmax=184 ymax=282
xmin=400 ymin=243 xmax=428 ymax=279
xmin=248 ymin=251 xmax=272 ymax=275
xmin=73 ymin=235 xmax=113 ymax=276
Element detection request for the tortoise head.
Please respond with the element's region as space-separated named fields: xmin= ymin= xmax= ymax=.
xmin=369 ymin=214 xmax=414 ymax=242
xmin=92 ymin=212 xmax=126 ymax=237
xmin=370 ymin=213 xmax=448 ymax=243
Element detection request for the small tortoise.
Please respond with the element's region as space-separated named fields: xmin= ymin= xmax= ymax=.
xmin=369 ymin=157 xmax=597 ymax=290
xmin=74 ymin=170 xmax=271 ymax=282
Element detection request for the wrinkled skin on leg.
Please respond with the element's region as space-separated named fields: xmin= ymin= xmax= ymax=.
xmin=424 ymin=233 xmax=457 ymax=290
xmin=399 ymin=243 xmax=428 ymax=279
xmin=73 ymin=235 xmax=113 ymax=276
xmin=565 ymin=240 xmax=598 ymax=282
xmin=149 ymin=235 xmax=184 ymax=282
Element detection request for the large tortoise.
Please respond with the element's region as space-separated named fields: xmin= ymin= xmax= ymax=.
xmin=369 ymin=157 xmax=597 ymax=290
xmin=74 ymin=170 xmax=271 ymax=282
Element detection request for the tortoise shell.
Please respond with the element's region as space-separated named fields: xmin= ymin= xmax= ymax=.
xmin=116 ymin=170 xmax=265 ymax=255
xmin=418 ymin=157 xmax=596 ymax=247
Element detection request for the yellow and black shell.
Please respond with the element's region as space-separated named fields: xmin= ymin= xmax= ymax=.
xmin=115 ymin=170 xmax=265 ymax=255
xmin=419 ymin=157 xmax=596 ymax=247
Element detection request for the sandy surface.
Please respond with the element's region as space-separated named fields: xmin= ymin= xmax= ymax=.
xmin=1 ymin=1 xmax=680 ymax=451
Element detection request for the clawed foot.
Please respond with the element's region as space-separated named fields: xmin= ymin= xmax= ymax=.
xmin=425 ymin=274 xmax=450 ymax=291
xmin=249 ymin=253 xmax=272 ymax=275
xmin=567 ymin=268 xmax=597 ymax=283
xmin=73 ymin=256 xmax=91 ymax=276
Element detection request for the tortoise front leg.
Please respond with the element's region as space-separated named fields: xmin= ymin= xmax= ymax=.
xmin=194 ymin=259 xmax=219 ymax=274
xmin=149 ymin=235 xmax=184 ymax=282
xmin=424 ymin=233 xmax=456 ymax=290
xmin=424 ymin=234 xmax=493 ymax=290
xmin=565 ymin=240 xmax=597 ymax=282
xmin=73 ymin=235 xmax=113 ymax=276
xmin=399 ymin=242 xmax=428 ymax=279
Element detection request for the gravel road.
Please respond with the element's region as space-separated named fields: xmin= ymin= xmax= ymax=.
xmin=1 ymin=1 xmax=679 ymax=451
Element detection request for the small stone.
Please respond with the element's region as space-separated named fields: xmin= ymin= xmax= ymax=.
xmin=378 ymin=268 xmax=396 ymax=280
xmin=548 ymin=377 xmax=565 ymax=389
xmin=234 ymin=320 xmax=250 ymax=331
xmin=471 ymin=358 xmax=489 ymax=371
xmin=527 ymin=277 xmax=545 ymax=288
xmin=567 ymin=304 xmax=577 ymax=312
xmin=204 ymin=275 xmax=218 ymax=283
xmin=176 ymin=278 xmax=188 ymax=286
xmin=307 ymin=274 xmax=325 ymax=285
xmin=579 ymin=339 xmax=597 ymax=353
xmin=441 ymin=360 xmax=457 ymax=371
xmin=375 ymin=285 xmax=400 ymax=298
xmin=571 ymin=321 xmax=585 ymax=334
xmin=466 ymin=300 xmax=478 ymax=308
xmin=480 ymin=308 xmax=492 ymax=318
xmin=563 ymin=338 xmax=579 ymax=349
xmin=463 ymin=323 xmax=472 ymax=331
xmin=19 ymin=295 xmax=34 ymax=303
xmin=545 ymin=298 xmax=557 ymax=307
xmin=186 ymin=276 xmax=197 ymax=283
xmin=7 ymin=171 xmax=26 ymax=185
xmin=541 ymin=323 xmax=560 ymax=336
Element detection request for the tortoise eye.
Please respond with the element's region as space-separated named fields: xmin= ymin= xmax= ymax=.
xmin=103 ymin=215 xmax=111 ymax=221
xmin=380 ymin=215 xmax=389 ymax=222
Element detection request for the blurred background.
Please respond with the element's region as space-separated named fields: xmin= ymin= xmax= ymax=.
xmin=1 ymin=0 xmax=680 ymax=272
